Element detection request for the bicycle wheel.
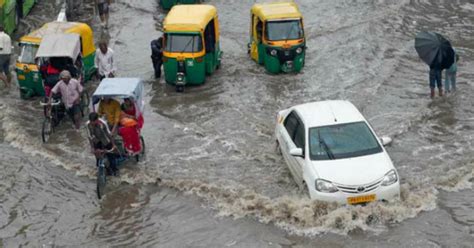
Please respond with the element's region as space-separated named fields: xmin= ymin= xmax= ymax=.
xmin=80 ymin=91 xmax=90 ymax=117
xmin=96 ymin=163 xmax=107 ymax=199
xmin=135 ymin=136 xmax=146 ymax=162
xmin=41 ymin=118 xmax=53 ymax=143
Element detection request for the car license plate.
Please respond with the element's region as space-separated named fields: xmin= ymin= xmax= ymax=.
xmin=347 ymin=194 xmax=376 ymax=204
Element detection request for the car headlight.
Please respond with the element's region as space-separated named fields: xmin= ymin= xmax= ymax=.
xmin=381 ymin=170 xmax=398 ymax=186
xmin=270 ymin=49 xmax=277 ymax=56
xmin=296 ymin=47 xmax=303 ymax=54
xmin=315 ymin=179 xmax=338 ymax=193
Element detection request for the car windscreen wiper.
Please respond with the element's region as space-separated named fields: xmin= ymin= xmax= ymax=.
xmin=318 ymin=129 xmax=335 ymax=160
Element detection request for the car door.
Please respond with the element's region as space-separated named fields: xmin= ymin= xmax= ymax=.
xmin=280 ymin=111 xmax=304 ymax=184
xmin=292 ymin=117 xmax=306 ymax=184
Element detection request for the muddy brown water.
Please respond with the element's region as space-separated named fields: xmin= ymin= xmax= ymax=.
xmin=0 ymin=0 xmax=473 ymax=247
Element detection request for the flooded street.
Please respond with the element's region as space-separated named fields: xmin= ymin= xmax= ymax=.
xmin=1 ymin=0 xmax=474 ymax=247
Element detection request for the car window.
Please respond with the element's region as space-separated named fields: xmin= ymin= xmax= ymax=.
xmin=294 ymin=120 xmax=305 ymax=150
xmin=308 ymin=121 xmax=382 ymax=160
xmin=284 ymin=111 xmax=298 ymax=139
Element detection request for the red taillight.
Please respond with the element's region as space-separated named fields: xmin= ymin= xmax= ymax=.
xmin=196 ymin=57 xmax=204 ymax=63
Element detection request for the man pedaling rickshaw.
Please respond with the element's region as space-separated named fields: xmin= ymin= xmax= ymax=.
xmin=48 ymin=70 xmax=83 ymax=129
xmin=87 ymin=112 xmax=119 ymax=176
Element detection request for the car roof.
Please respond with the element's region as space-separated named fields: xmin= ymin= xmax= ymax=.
xmin=251 ymin=2 xmax=302 ymax=21
xmin=291 ymin=100 xmax=366 ymax=128
xmin=164 ymin=5 xmax=217 ymax=33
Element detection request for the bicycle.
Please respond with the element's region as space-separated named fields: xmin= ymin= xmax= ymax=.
xmin=96 ymin=147 xmax=115 ymax=200
xmin=40 ymin=98 xmax=63 ymax=143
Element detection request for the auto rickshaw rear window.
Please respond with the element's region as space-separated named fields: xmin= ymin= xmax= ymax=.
xmin=165 ymin=34 xmax=203 ymax=53
xmin=266 ymin=19 xmax=303 ymax=41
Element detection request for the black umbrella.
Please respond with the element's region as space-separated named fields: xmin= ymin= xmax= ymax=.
xmin=415 ymin=31 xmax=454 ymax=69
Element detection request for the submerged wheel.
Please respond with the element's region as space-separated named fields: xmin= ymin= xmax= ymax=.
xmin=140 ymin=136 xmax=146 ymax=156
xmin=80 ymin=91 xmax=90 ymax=117
xmin=176 ymin=85 xmax=184 ymax=92
xmin=96 ymin=163 xmax=107 ymax=199
xmin=41 ymin=118 xmax=52 ymax=143
xmin=135 ymin=136 xmax=146 ymax=162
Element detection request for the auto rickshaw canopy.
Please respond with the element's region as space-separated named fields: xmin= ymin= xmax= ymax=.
xmin=35 ymin=34 xmax=82 ymax=62
xmin=251 ymin=2 xmax=302 ymax=21
xmin=92 ymin=78 xmax=145 ymax=113
xmin=19 ymin=21 xmax=95 ymax=57
xmin=164 ymin=5 xmax=217 ymax=32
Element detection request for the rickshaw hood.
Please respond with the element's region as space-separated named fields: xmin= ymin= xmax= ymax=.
xmin=92 ymin=78 xmax=145 ymax=113
xmin=35 ymin=34 xmax=81 ymax=62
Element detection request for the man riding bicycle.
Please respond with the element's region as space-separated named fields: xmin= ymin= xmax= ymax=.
xmin=86 ymin=112 xmax=119 ymax=176
xmin=48 ymin=70 xmax=83 ymax=129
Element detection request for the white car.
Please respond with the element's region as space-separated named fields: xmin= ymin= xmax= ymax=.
xmin=275 ymin=100 xmax=400 ymax=204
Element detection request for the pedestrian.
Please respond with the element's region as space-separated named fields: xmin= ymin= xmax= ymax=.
xmin=151 ymin=36 xmax=164 ymax=79
xmin=429 ymin=65 xmax=443 ymax=98
xmin=49 ymin=70 xmax=83 ymax=129
xmin=0 ymin=25 xmax=12 ymax=88
xmin=95 ymin=0 xmax=111 ymax=28
xmin=445 ymin=50 xmax=459 ymax=93
xmin=94 ymin=40 xmax=116 ymax=81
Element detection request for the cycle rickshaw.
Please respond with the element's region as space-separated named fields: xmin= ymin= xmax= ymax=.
xmin=37 ymin=34 xmax=90 ymax=142
xmin=90 ymin=78 xmax=146 ymax=199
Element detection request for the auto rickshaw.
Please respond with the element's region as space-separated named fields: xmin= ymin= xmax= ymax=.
xmin=16 ymin=21 xmax=96 ymax=99
xmin=159 ymin=0 xmax=203 ymax=11
xmin=248 ymin=2 xmax=306 ymax=74
xmin=163 ymin=4 xmax=222 ymax=92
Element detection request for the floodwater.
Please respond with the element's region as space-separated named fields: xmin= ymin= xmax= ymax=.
xmin=1 ymin=0 xmax=474 ymax=247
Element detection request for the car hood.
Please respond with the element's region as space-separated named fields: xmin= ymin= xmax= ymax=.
xmin=311 ymin=152 xmax=395 ymax=186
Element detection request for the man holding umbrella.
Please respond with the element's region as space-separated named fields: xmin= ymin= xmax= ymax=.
xmin=415 ymin=31 xmax=455 ymax=98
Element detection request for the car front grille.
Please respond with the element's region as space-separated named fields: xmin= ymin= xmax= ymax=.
xmin=334 ymin=178 xmax=383 ymax=194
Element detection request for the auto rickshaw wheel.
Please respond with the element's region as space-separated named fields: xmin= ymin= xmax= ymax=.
xmin=176 ymin=85 xmax=184 ymax=93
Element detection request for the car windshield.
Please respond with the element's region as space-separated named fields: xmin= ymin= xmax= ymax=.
xmin=265 ymin=19 xmax=303 ymax=41
xmin=18 ymin=43 xmax=39 ymax=64
xmin=309 ymin=122 xmax=382 ymax=160
xmin=165 ymin=33 xmax=203 ymax=53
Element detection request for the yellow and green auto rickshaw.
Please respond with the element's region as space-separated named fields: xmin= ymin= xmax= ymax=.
xmin=159 ymin=0 xmax=202 ymax=11
xmin=163 ymin=4 xmax=222 ymax=92
xmin=248 ymin=2 xmax=306 ymax=74
xmin=15 ymin=21 xmax=96 ymax=99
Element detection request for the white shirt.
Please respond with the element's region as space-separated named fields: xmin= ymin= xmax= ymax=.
xmin=0 ymin=31 xmax=12 ymax=55
xmin=94 ymin=47 xmax=116 ymax=76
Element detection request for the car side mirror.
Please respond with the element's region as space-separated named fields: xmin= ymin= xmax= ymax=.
xmin=380 ymin=137 xmax=392 ymax=146
xmin=290 ymin=147 xmax=303 ymax=157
